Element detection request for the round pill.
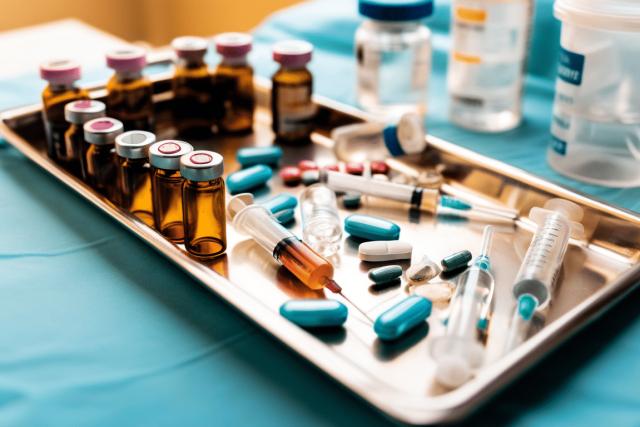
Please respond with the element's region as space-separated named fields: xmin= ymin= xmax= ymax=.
xmin=441 ymin=250 xmax=472 ymax=272
xmin=323 ymin=164 xmax=340 ymax=172
xmin=346 ymin=162 xmax=364 ymax=175
xmin=344 ymin=214 xmax=401 ymax=241
xmin=374 ymin=295 xmax=432 ymax=341
xmin=406 ymin=255 xmax=441 ymax=284
xmin=342 ymin=192 xmax=361 ymax=209
xmin=368 ymin=265 xmax=403 ymax=284
xmin=261 ymin=193 xmax=298 ymax=214
xmin=370 ymin=161 xmax=389 ymax=175
xmin=298 ymin=160 xmax=318 ymax=171
xmin=273 ymin=208 xmax=295 ymax=224
xmin=358 ymin=241 xmax=412 ymax=262
xmin=301 ymin=170 xmax=320 ymax=186
xmin=279 ymin=299 xmax=348 ymax=328
xmin=226 ymin=164 xmax=272 ymax=194
xmin=236 ymin=146 xmax=282 ymax=167
xmin=280 ymin=166 xmax=302 ymax=186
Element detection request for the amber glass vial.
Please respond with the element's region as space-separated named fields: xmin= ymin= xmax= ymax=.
xmin=83 ymin=117 xmax=124 ymax=198
xmin=106 ymin=47 xmax=154 ymax=131
xmin=171 ymin=36 xmax=214 ymax=138
xmin=64 ymin=100 xmax=106 ymax=178
xmin=115 ymin=130 xmax=156 ymax=226
xmin=213 ymin=33 xmax=255 ymax=134
xmin=271 ymin=40 xmax=316 ymax=143
xmin=149 ymin=140 xmax=194 ymax=242
xmin=40 ymin=60 xmax=89 ymax=161
xmin=180 ymin=150 xmax=226 ymax=259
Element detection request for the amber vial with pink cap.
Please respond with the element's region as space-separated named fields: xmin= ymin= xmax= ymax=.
xmin=40 ymin=59 xmax=90 ymax=161
xmin=149 ymin=140 xmax=194 ymax=242
xmin=106 ymin=47 xmax=154 ymax=131
xmin=212 ymin=32 xmax=255 ymax=134
xmin=172 ymin=36 xmax=214 ymax=138
xmin=271 ymin=40 xmax=316 ymax=143
xmin=83 ymin=117 xmax=124 ymax=197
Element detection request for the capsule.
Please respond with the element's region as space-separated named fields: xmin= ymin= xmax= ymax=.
xmin=344 ymin=214 xmax=401 ymax=241
xmin=342 ymin=192 xmax=362 ymax=209
xmin=368 ymin=265 xmax=403 ymax=284
xmin=273 ymin=208 xmax=296 ymax=225
xmin=280 ymin=299 xmax=348 ymax=328
xmin=227 ymin=164 xmax=272 ymax=194
xmin=441 ymin=250 xmax=472 ymax=272
xmin=261 ymin=193 xmax=298 ymax=214
xmin=374 ymin=295 xmax=432 ymax=341
xmin=236 ymin=146 xmax=282 ymax=167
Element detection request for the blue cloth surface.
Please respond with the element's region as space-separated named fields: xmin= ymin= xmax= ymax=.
xmin=1 ymin=1 xmax=640 ymax=426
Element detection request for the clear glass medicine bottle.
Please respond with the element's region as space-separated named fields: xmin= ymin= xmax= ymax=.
xmin=115 ymin=130 xmax=156 ymax=226
xmin=180 ymin=150 xmax=227 ymax=259
xmin=83 ymin=117 xmax=123 ymax=198
xmin=447 ymin=0 xmax=533 ymax=132
xmin=106 ymin=47 xmax=154 ymax=131
xmin=64 ymin=99 xmax=106 ymax=178
xmin=149 ymin=140 xmax=194 ymax=242
xmin=40 ymin=59 xmax=90 ymax=161
xmin=356 ymin=0 xmax=433 ymax=120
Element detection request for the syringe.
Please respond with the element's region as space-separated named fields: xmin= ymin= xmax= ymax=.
xmin=503 ymin=293 xmax=539 ymax=353
xmin=319 ymin=170 xmax=516 ymax=223
xmin=228 ymin=193 xmax=372 ymax=322
xmin=430 ymin=226 xmax=497 ymax=388
xmin=512 ymin=198 xmax=584 ymax=308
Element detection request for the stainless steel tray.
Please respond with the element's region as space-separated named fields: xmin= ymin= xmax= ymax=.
xmin=3 ymin=72 xmax=640 ymax=425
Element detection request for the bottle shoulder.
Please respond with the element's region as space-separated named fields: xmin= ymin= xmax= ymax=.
xmin=272 ymin=68 xmax=312 ymax=85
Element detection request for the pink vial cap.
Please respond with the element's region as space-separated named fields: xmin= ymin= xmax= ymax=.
xmin=190 ymin=152 xmax=213 ymax=164
xmin=89 ymin=119 xmax=117 ymax=131
xmin=40 ymin=59 xmax=81 ymax=84
xmin=272 ymin=40 xmax=313 ymax=67
xmin=106 ymin=47 xmax=147 ymax=72
xmin=215 ymin=32 xmax=252 ymax=57
xmin=172 ymin=36 xmax=208 ymax=59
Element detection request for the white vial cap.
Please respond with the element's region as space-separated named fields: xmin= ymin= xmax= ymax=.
xmin=180 ymin=150 xmax=224 ymax=181
xmin=149 ymin=140 xmax=194 ymax=170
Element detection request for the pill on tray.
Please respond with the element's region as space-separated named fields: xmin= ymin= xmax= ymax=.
xmin=368 ymin=265 xmax=403 ymax=284
xmin=370 ymin=160 xmax=389 ymax=175
xmin=406 ymin=255 xmax=441 ymax=284
xmin=374 ymin=295 xmax=432 ymax=341
xmin=279 ymin=299 xmax=348 ymax=328
xmin=372 ymin=174 xmax=389 ymax=182
xmin=346 ymin=162 xmax=364 ymax=175
xmin=273 ymin=208 xmax=295 ymax=224
xmin=342 ymin=192 xmax=361 ymax=209
xmin=298 ymin=160 xmax=318 ymax=171
xmin=236 ymin=146 xmax=283 ymax=167
xmin=301 ymin=170 xmax=320 ymax=186
xmin=344 ymin=214 xmax=400 ymax=241
xmin=323 ymin=164 xmax=340 ymax=172
xmin=227 ymin=164 xmax=272 ymax=194
xmin=262 ymin=193 xmax=298 ymax=213
xmin=441 ymin=250 xmax=472 ymax=272
xmin=280 ymin=166 xmax=302 ymax=186
xmin=410 ymin=282 xmax=452 ymax=303
xmin=358 ymin=241 xmax=412 ymax=262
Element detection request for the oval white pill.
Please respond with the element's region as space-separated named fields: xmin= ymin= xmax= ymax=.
xmin=358 ymin=240 xmax=412 ymax=262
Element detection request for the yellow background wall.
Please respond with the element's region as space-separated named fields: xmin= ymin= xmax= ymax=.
xmin=0 ymin=0 xmax=300 ymax=44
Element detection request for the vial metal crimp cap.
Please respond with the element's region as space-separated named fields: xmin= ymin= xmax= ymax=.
xmin=83 ymin=117 xmax=124 ymax=145
xmin=115 ymin=130 xmax=156 ymax=159
xmin=180 ymin=150 xmax=224 ymax=181
xmin=149 ymin=140 xmax=194 ymax=170
xmin=65 ymin=100 xmax=106 ymax=125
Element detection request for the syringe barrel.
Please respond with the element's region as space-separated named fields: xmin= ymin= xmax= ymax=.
xmin=300 ymin=184 xmax=342 ymax=256
xmin=232 ymin=204 xmax=292 ymax=254
xmin=513 ymin=212 xmax=571 ymax=306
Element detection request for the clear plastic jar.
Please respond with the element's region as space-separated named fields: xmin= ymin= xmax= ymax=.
xmin=356 ymin=0 xmax=433 ymax=120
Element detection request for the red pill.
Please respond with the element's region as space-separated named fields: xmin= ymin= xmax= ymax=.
xmin=323 ymin=164 xmax=340 ymax=172
xmin=371 ymin=161 xmax=389 ymax=175
xmin=298 ymin=160 xmax=318 ymax=171
xmin=346 ymin=162 xmax=364 ymax=175
xmin=279 ymin=166 xmax=302 ymax=186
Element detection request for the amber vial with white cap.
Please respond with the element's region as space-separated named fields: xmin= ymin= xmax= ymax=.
xmin=115 ymin=130 xmax=156 ymax=226
xmin=40 ymin=59 xmax=89 ymax=161
xmin=106 ymin=47 xmax=154 ymax=131
xmin=64 ymin=99 xmax=106 ymax=178
xmin=180 ymin=150 xmax=226 ymax=259
xmin=271 ymin=40 xmax=316 ymax=143
xmin=149 ymin=140 xmax=194 ymax=242
xmin=172 ymin=36 xmax=214 ymax=137
xmin=213 ymin=32 xmax=255 ymax=134
xmin=83 ymin=117 xmax=123 ymax=197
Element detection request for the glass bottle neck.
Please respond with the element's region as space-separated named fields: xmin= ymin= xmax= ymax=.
xmin=115 ymin=70 xmax=143 ymax=82
xmin=177 ymin=57 xmax=206 ymax=68
xmin=49 ymin=82 xmax=77 ymax=92
xmin=366 ymin=19 xmax=422 ymax=31
xmin=221 ymin=55 xmax=248 ymax=67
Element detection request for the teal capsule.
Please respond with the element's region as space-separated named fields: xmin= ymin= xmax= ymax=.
xmin=342 ymin=192 xmax=361 ymax=209
xmin=274 ymin=208 xmax=295 ymax=225
xmin=236 ymin=146 xmax=282 ymax=167
xmin=227 ymin=164 xmax=272 ymax=194
xmin=374 ymin=295 xmax=432 ymax=341
xmin=441 ymin=250 xmax=472 ymax=272
xmin=262 ymin=193 xmax=298 ymax=214
xmin=279 ymin=299 xmax=348 ymax=328
xmin=344 ymin=214 xmax=400 ymax=241
xmin=368 ymin=265 xmax=402 ymax=284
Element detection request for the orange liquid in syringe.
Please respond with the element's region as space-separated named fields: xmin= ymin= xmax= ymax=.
xmin=273 ymin=237 xmax=333 ymax=290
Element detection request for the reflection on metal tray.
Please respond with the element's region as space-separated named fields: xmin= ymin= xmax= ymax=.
xmin=2 ymin=72 xmax=640 ymax=425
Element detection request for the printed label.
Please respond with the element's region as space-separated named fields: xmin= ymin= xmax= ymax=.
xmin=277 ymin=86 xmax=316 ymax=134
xmin=557 ymin=47 xmax=584 ymax=86
xmin=550 ymin=134 xmax=567 ymax=156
